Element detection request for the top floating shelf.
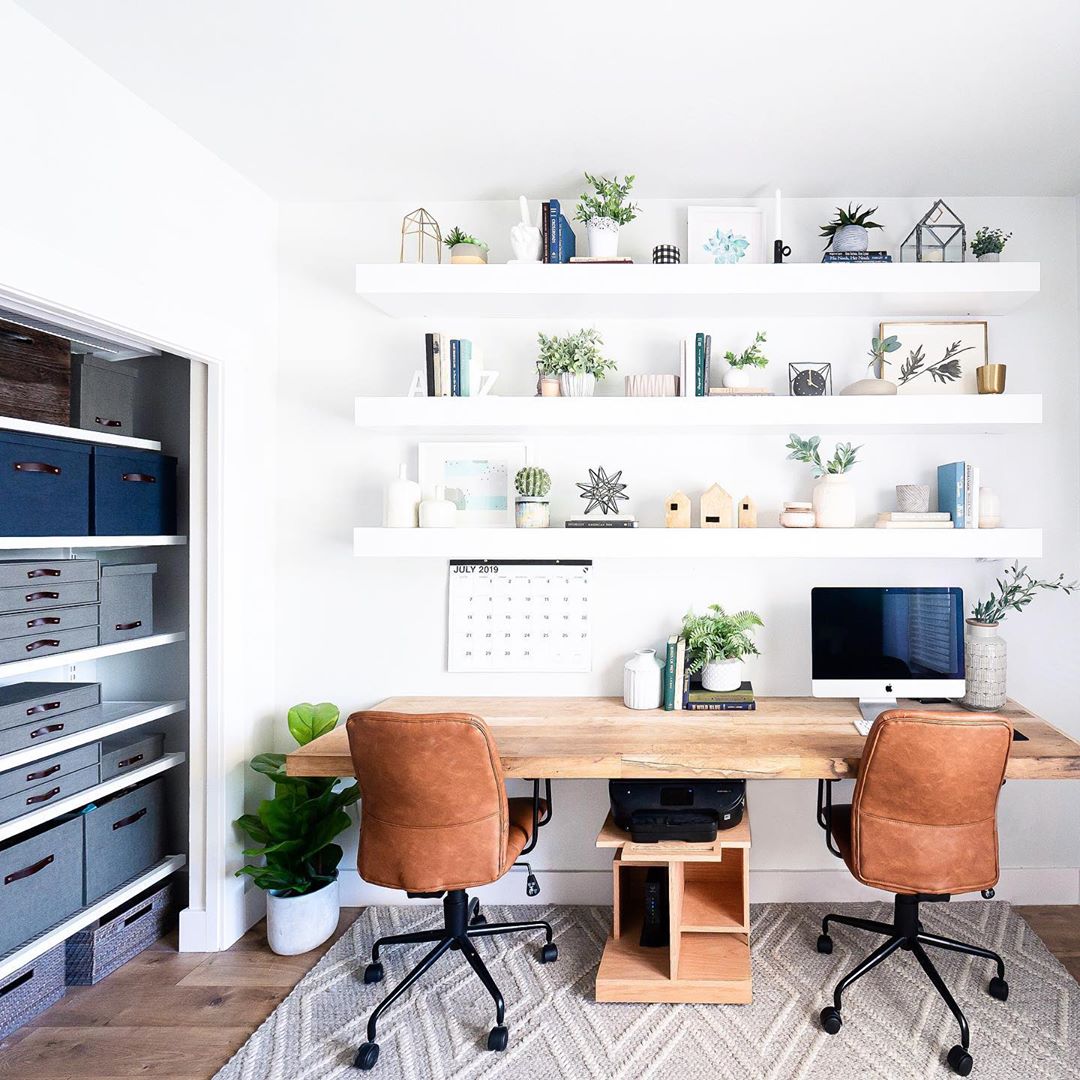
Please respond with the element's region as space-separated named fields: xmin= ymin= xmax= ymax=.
xmin=354 ymin=263 xmax=1041 ymax=320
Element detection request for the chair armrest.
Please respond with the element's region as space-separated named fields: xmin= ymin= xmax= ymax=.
xmin=518 ymin=778 xmax=552 ymax=857
xmin=816 ymin=779 xmax=844 ymax=860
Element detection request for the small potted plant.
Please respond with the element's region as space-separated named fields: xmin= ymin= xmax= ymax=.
xmin=536 ymin=328 xmax=617 ymax=398
xmin=514 ymin=465 xmax=551 ymax=528
xmin=444 ymin=226 xmax=489 ymax=265
xmin=574 ymin=173 xmax=639 ymax=259
xmin=820 ymin=203 xmax=884 ymax=253
xmin=971 ymin=226 xmax=1012 ymax=263
xmin=722 ymin=330 xmax=768 ymax=389
xmin=785 ymin=433 xmax=861 ymax=528
xmin=964 ymin=564 xmax=1077 ymax=710
xmin=234 ymin=702 xmax=359 ymax=955
xmin=841 ymin=334 xmax=902 ymax=396
xmin=683 ymin=603 xmax=764 ymax=692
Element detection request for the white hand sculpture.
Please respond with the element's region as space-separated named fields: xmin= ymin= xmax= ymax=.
xmin=510 ymin=195 xmax=543 ymax=262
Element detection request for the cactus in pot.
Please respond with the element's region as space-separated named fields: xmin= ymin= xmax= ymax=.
xmin=515 ymin=465 xmax=551 ymax=528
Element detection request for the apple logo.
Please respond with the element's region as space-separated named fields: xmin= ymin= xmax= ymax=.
xmin=885 ymin=683 xmax=893 ymax=693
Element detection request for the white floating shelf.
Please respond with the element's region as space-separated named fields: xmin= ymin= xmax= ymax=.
xmin=0 ymin=752 xmax=186 ymax=843
xmin=355 ymin=394 xmax=1042 ymax=435
xmin=0 ymin=855 xmax=186 ymax=983
xmin=0 ymin=631 xmax=187 ymax=678
xmin=0 ymin=414 xmax=162 ymax=452
xmin=355 ymin=262 xmax=1041 ymax=319
xmin=354 ymin=526 xmax=1041 ymax=560
xmin=0 ymin=536 xmax=187 ymax=549
xmin=0 ymin=701 xmax=186 ymax=773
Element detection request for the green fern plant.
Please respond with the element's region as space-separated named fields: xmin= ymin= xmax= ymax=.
xmin=785 ymin=433 xmax=860 ymax=477
xmin=682 ymin=604 xmax=764 ymax=673
xmin=515 ymin=466 xmax=551 ymax=498
xmin=819 ymin=203 xmax=883 ymax=250
xmin=724 ymin=331 xmax=769 ymax=370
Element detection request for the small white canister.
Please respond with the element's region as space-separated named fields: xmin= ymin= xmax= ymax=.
xmin=623 ymin=649 xmax=663 ymax=710
xmin=780 ymin=502 xmax=816 ymax=528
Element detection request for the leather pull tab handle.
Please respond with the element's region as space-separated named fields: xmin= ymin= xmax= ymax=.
xmin=115 ymin=621 xmax=142 ymax=631
xmin=26 ymin=701 xmax=61 ymax=716
xmin=26 ymin=617 xmax=61 ymax=628
xmin=95 ymin=417 xmax=122 ymax=428
xmin=27 ymin=568 xmax=61 ymax=579
xmin=4 ymin=854 xmax=54 ymax=885
xmin=118 ymin=753 xmax=144 ymax=769
xmin=26 ymin=787 xmax=61 ymax=806
xmin=112 ymin=807 xmax=147 ymax=831
xmin=25 ymin=639 xmax=60 ymax=652
xmin=26 ymin=763 xmax=61 ymax=782
xmin=121 ymin=472 xmax=156 ymax=483
xmin=30 ymin=723 xmax=64 ymax=738
xmin=25 ymin=591 xmax=60 ymax=601
xmin=13 ymin=462 xmax=61 ymax=475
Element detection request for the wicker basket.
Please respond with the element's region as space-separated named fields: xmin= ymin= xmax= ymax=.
xmin=0 ymin=943 xmax=65 ymax=1038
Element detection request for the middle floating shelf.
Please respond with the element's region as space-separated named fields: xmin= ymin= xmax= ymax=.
xmin=353 ymin=527 xmax=1041 ymax=560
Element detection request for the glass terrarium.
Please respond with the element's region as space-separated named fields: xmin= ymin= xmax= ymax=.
xmin=900 ymin=199 xmax=966 ymax=262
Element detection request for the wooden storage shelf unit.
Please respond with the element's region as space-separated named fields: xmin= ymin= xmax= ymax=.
xmin=595 ymin=806 xmax=752 ymax=1004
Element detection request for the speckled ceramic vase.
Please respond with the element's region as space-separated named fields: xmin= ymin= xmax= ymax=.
xmin=962 ymin=621 xmax=1007 ymax=711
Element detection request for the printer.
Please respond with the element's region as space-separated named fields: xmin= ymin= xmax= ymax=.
xmin=608 ymin=779 xmax=746 ymax=843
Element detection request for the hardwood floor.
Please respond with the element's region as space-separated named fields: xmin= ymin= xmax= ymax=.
xmin=0 ymin=906 xmax=1075 ymax=1079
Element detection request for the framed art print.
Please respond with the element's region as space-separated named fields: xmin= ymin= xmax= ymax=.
xmin=880 ymin=321 xmax=988 ymax=395
xmin=687 ymin=207 xmax=766 ymax=265
xmin=418 ymin=442 xmax=526 ymax=527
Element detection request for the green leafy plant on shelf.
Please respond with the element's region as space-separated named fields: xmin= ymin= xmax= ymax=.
xmin=867 ymin=334 xmax=902 ymax=375
xmin=819 ymin=203 xmax=883 ymax=250
xmin=443 ymin=226 xmax=489 ymax=251
xmin=574 ymin=173 xmax=640 ymax=226
xmin=682 ymin=603 xmax=764 ymax=673
xmin=785 ymin=433 xmax=860 ymax=477
xmin=724 ymin=330 xmax=769 ymax=370
xmin=971 ymin=227 xmax=1013 ymax=258
xmin=970 ymin=563 xmax=1078 ymax=625
xmin=234 ymin=702 xmax=359 ymax=897
xmin=536 ymin=328 xmax=617 ymax=379
xmin=515 ymin=466 xmax=551 ymax=498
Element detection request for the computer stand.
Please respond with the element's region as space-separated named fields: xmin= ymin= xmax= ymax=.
xmin=858 ymin=698 xmax=898 ymax=726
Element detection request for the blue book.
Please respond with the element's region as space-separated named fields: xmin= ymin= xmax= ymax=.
xmin=557 ymin=214 xmax=576 ymax=262
xmin=449 ymin=339 xmax=461 ymax=397
xmin=548 ymin=199 xmax=560 ymax=263
xmin=937 ymin=462 xmax=965 ymax=527
xmin=459 ymin=340 xmax=472 ymax=397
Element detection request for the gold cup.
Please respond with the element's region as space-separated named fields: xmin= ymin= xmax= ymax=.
xmin=977 ymin=363 xmax=1007 ymax=394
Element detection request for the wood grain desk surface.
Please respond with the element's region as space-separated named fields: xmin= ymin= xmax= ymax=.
xmin=285 ymin=696 xmax=1080 ymax=781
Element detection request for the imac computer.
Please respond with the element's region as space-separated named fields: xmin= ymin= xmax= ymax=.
xmin=811 ymin=587 xmax=965 ymax=728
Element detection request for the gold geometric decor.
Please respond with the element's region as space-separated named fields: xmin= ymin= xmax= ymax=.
xmin=400 ymin=208 xmax=442 ymax=264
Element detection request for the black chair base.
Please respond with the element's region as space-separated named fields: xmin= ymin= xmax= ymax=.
xmin=354 ymin=889 xmax=556 ymax=1071
xmin=816 ymin=893 xmax=1009 ymax=1076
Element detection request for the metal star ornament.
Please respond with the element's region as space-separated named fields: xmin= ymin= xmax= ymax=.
xmin=576 ymin=466 xmax=629 ymax=516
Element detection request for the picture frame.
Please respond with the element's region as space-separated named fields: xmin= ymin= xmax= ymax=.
xmin=687 ymin=207 xmax=766 ymax=266
xmin=880 ymin=321 xmax=988 ymax=395
xmin=418 ymin=442 xmax=526 ymax=527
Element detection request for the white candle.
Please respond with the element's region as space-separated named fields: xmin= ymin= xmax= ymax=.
xmin=775 ymin=188 xmax=783 ymax=243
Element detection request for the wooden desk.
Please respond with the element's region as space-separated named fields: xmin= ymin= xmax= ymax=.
xmin=285 ymin=695 xmax=1080 ymax=780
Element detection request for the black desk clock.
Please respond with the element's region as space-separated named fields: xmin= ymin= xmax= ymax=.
xmin=789 ymin=363 xmax=832 ymax=396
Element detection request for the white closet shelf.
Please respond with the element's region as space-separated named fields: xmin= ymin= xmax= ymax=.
xmin=355 ymin=394 xmax=1042 ymax=435
xmin=0 ymin=415 xmax=162 ymax=452
xmin=354 ymin=262 xmax=1040 ymax=319
xmin=0 ymin=632 xmax=187 ymax=678
xmin=0 ymin=751 xmax=186 ymax=843
xmin=0 ymin=855 xmax=186 ymax=984
xmin=353 ymin=526 xmax=1041 ymax=560
xmin=0 ymin=536 xmax=187 ymax=549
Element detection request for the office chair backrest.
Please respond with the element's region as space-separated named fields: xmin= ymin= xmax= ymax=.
xmin=852 ymin=710 xmax=1012 ymax=895
xmin=345 ymin=711 xmax=511 ymax=893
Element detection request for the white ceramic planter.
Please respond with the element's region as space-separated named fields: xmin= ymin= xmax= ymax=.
xmin=586 ymin=218 xmax=620 ymax=258
xmin=624 ymin=649 xmax=663 ymax=709
xmin=976 ymin=252 xmax=1001 ymax=263
xmin=515 ymin=497 xmax=550 ymax=529
xmin=723 ymin=367 xmax=751 ymax=389
xmin=701 ymin=658 xmax=743 ymax=692
xmin=266 ymin=878 xmax=339 ymax=956
xmin=830 ymin=224 xmax=868 ymax=253
xmin=962 ymin=621 xmax=1007 ymax=711
xmin=449 ymin=243 xmax=488 ymax=264
xmin=384 ymin=463 xmax=420 ymax=528
xmin=559 ymin=372 xmax=596 ymax=397
xmin=813 ymin=474 xmax=856 ymax=528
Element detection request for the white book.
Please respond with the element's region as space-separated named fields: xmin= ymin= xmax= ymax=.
xmin=439 ymin=332 xmax=451 ymax=397
xmin=964 ymin=464 xmax=980 ymax=529
xmin=875 ymin=520 xmax=955 ymax=529
xmin=680 ymin=338 xmax=689 ymax=397
xmin=877 ymin=512 xmax=951 ymax=521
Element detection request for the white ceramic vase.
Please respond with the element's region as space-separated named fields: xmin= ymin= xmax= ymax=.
xmin=419 ymin=484 xmax=457 ymax=528
xmin=830 ymin=224 xmax=869 ymax=252
xmin=701 ymin=658 xmax=743 ymax=692
xmin=266 ymin=878 xmax=339 ymax=956
xmin=587 ymin=218 xmax=620 ymax=258
xmin=723 ymin=367 xmax=751 ymax=389
xmin=962 ymin=621 xmax=1007 ymax=711
xmin=384 ymin=463 xmax=420 ymax=528
xmin=623 ymin=649 xmax=663 ymax=709
xmin=813 ymin=474 xmax=856 ymax=528
xmin=559 ymin=372 xmax=596 ymax=397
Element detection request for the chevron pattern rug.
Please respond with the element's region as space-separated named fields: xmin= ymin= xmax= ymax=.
xmin=215 ymin=902 xmax=1079 ymax=1080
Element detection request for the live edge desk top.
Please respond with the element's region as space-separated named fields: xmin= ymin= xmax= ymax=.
xmin=285 ymin=696 xmax=1080 ymax=781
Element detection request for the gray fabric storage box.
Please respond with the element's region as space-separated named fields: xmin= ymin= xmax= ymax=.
xmin=0 ymin=942 xmax=65 ymax=1039
xmin=0 ymin=742 xmax=99 ymax=800
xmin=66 ymin=881 xmax=173 ymax=986
xmin=0 ymin=625 xmax=98 ymax=665
xmin=99 ymin=731 xmax=163 ymax=781
xmin=0 ymin=579 xmax=99 ymax=616
xmin=71 ymin=355 xmax=137 ymax=438
xmin=0 ymin=815 xmax=84 ymax=955
xmin=98 ymin=563 xmax=155 ymax=645
xmin=0 ymin=763 xmax=99 ymax=825
xmin=0 ymin=682 xmax=100 ymax=733
xmin=82 ymin=777 xmax=165 ymax=904
xmin=0 ymin=559 xmax=99 ymax=590
xmin=0 ymin=603 xmax=99 ymax=642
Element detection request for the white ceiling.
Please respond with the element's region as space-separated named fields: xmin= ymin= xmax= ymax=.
xmin=17 ymin=0 xmax=1080 ymax=202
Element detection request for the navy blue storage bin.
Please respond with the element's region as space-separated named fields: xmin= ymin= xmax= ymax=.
xmin=91 ymin=447 xmax=177 ymax=536
xmin=0 ymin=433 xmax=91 ymax=536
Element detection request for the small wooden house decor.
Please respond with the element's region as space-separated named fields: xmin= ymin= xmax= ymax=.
xmin=400 ymin=208 xmax=443 ymax=264
xmin=665 ymin=491 xmax=691 ymax=528
xmin=738 ymin=495 xmax=758 ymax=529
xmin=700 ymin=483 xmax=733 ymax=528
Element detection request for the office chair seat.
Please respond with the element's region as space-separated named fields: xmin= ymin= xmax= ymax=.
xmin=507 ymin=797 xmax=548 ymax=860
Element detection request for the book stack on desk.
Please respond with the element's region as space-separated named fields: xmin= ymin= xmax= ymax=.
xmin=662 ymin=635 xmax=756 ymax=710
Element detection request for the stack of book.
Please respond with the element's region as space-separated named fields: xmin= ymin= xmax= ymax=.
xmin=937 ymin=461 xmax=980 ymax=529
xmin=662 ymin=635 xmax=756 ymax=711
xmin=709 ymin=387 xmax=774 ymax=397
xmin=876 ymin=512 xmax=954 ymax=529
xmin=541 ymin=199 xmax=576 ymax=263
xmin=821 ymin=251 xmax=893 ymax=263
xmin=569 ymin=256 xmax=632 ymax=264
xmin=679 ymin=333 xmax=713 ymax=397
xmin=423 ymin=333 xmax=476 ymax=396
xmin=565 ymin=516 xmax=637 ymax=528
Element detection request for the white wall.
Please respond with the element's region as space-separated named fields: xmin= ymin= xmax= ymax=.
xmin=278 ymin=195 xmax=1080 ymax=906
xmin=0 ymin=0 xmax=279 ymax=948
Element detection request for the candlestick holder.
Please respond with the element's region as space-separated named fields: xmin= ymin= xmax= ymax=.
xmin=773 ymin=239 xmax=791 ymax=264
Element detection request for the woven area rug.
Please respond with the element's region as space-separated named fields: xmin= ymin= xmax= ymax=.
xmin=215 ymin=902 xmax=1079 ymax=1080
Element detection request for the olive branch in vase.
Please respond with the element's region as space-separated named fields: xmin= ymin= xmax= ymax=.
xmin=897 ymin=340 xmax=974 ymax=386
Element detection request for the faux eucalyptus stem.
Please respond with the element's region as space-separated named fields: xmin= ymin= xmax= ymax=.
xmin=970 ymin=562 xmax=1078 ymax=624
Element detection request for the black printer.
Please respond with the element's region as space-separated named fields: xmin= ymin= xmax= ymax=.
xmin=608 ymin=779 xmax=746 ymax=843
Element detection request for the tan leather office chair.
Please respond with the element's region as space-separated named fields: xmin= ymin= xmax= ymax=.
xmin=346 ymin=711 xmax=555 ymax=1072
xmin=816 ymin=710 xmax=1013 ymax=1077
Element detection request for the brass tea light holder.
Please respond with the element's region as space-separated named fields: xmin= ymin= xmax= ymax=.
xmin=977 ymin=359 xmax=1007 ymax=394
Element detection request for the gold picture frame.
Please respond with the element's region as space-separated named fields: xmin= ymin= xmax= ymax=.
xmin=879 ymin=321 xmax=989 ymax=395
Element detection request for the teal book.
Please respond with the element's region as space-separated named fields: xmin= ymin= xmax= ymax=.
xmin=663 ymin=635 xmax=678 ymax=711
xmin=460 ymin=339 xmax=472 ymax=397
xmin=449 ymin=339 xmax=461 ymax=396
xmin=937 ymin=462 xmax=966 ymax=527
xmin=695 ymin=333 xmax=705 ymax=396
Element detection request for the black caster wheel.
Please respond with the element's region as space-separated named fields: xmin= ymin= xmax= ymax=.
xmin=354 ymin=1042 xmax=380 ymax=1070
xmin=539 ymin=942 xmax=558 ymax=963
xmin=487 ymin=1025 xmax=509 ymax=1052
xmin=988 ymin=976 xmax=1009 ymax=1001
xmin=472 ymin=913 xmax=488 ymax=926
xmin=947 ymin=1045 xmax=973 ymax=1076
xmin=819 ymin=1006 xmax=842 ymax=1035
xmin=816 ymin=934 xmax=833 ymax=955
xmin=363 ymin=962 xmax=384 ymax=985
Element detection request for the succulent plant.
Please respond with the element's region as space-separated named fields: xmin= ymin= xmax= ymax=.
xmin=443 ymin=226 xmax=488 ymax=251
xmin=515 ymin=466 xmax=551 ymax=498
xmin=819 ymin=203 xmax=883 ymax=250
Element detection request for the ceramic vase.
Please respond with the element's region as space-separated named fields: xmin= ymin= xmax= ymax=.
xmin=559 ymin=372 xmax=596 ymax=397
xmin=515 ymin=497 xmax=550 ymax=529
xmin=449 ymin=243 xmax=487 ymax=264
xmin=623 ymin=649 xmax=663 ymax=710
xmin=780 ymin=502 xmax=816 ymax=528
xmin=384 ymin=463 xmax=421 ymax=528
xmin=979 ymin=487 xmax=1001 ymax=528
xmin=266 ymin=877 xmax=339 ymax=956
xmin=962 ymin=621 xmax=1007 ymax=711
xmin=587 ymin=218 xmax=620 ymax=258
xmin=701 ymin=657 xmax=743 ymax=692
xmin=839 ymin=378 xmax=897 ymax=396
xmin=813 ymin=474 xmax=856 ymax=528
xmin=976 ymin=252 xmax=1001 ymax=263
xmin=723 ymin=367 xmax=751 ymax=389
xmin=419 ymin=484 xmax=456 ymax=528
xmin=830 ymin=224 xmax=869 ymax=253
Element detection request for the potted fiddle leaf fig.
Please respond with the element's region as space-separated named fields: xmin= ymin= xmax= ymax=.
xmin=235 ymin=702 xmax=359 ymax=955
xmin=574 ymin=173 xmax=639 ymax=258
xmin=444 ymin=226 xmax=489 ymax=264
xmin=820 ymin=203 xmax=884 ymax=253
xmin=682 ymin=603 xmax=764 ymax=691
